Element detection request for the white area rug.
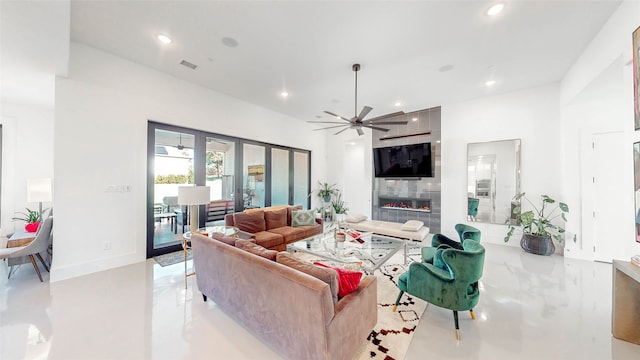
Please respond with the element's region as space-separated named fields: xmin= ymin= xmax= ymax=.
xmin=355 ymin=247 xmax=427 ymax=360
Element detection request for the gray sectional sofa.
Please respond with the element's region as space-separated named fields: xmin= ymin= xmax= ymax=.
xmin=191 ymin=233 xmax=378 ymax=360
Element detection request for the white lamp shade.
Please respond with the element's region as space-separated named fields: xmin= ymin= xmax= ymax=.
xmin=27 ymin=178 xmax=52 ymax=203
xmin=178 ymin=186 xmax=210 ymax=205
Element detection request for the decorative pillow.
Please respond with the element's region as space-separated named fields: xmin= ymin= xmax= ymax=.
xmin=276 ymin=252 xmax=339 ymax=303
xmin=211 ymin=232 xmax=237 ymax=246
xmin=314 ymin=262 xmax=362 ymax=298
xmin=233 ymin=210 xmax=266 ymax=233
xmin=291 ymin=209 xmax=316 ymax=227
xmin=235 ymin=239 xmax=277 ymax=261
xmin=400 ymin=220 xmax=424 ymax=232
xmin=345 ymin=214 xmax=367 ymax=223
xmin=264 ymin=208 xmax=287 ymax=230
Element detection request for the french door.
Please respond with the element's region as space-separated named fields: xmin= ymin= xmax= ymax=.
xmin=147 ymin=122 xmax=310 ymax=257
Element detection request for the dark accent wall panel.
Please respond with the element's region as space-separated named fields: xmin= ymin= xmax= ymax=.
xmin=372 ymin=107 xmax=441 ymax=234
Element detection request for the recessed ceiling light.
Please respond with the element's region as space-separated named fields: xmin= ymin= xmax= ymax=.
xmin=486 ymin=3 xmax=504 ymax=16
xmin=157 ymin=34 xmax=172 ymax=44
xmin=436 ymin=140 xmax=441 ymax=144
xmin=221 ymin=37 xmax=239 ymax=48
xmin=438 ymin=64 xmax=454 ymax=72
xmin=412 ymin=117 xmax=418 ymax=122
xmin=281 ymin=91 xmax=289 ymax=98
xmin=394 ymin=102 xmax=402 ymax=107
xmin=485 ymin=80 xmax=496 ymax=87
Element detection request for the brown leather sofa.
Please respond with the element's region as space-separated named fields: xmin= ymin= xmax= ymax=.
xmin=225 ymin=205 xmax=322 ymax=251
xmin=191 ymin=233 xmax=378 ymax=360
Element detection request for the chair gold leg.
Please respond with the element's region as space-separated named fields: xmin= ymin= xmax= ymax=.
xmin=470 ymin=309 xmax=475 ymax=320
xmin=456 ymin=329 xmax=460 ymax=340
xmin=392 ymin=305 xmax=397 ymax=312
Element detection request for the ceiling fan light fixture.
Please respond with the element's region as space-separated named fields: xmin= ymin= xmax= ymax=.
xmin=309 ymin=63 xmax=407 ymax=136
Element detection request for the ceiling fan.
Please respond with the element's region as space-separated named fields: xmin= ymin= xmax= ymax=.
xmin=308 ymin=63 xmax=407 ymax=136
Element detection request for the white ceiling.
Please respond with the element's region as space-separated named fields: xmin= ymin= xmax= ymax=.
xmin=3 ymin=1 xmax=623 ymax=121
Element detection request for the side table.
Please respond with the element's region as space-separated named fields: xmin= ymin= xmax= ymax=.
xmin=182 ymin=225 xmax=239 ymax=289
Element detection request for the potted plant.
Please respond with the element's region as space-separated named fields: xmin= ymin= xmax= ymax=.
xmin=312 ymin=181 xmax=338 ymax=203
xmin=504 ymin=192 xmax=570 ymax=256
xmin=331 ymin=193 xmax=349 ymax=223
xmin=12 ymin=208 xmax=42 ymax=232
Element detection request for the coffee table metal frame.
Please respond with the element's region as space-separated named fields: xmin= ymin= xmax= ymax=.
xmin=288 ymin=230 xmax=407 ymax=274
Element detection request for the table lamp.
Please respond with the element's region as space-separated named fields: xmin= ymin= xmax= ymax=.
xmin=27 ymin=178 xmax=52 ymax=221
xmin=178 ymin=186 xmax=210 ymax=234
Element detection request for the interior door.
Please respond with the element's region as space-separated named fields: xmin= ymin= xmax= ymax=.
xmin=593 ymin=131 xmax=626 ymax=262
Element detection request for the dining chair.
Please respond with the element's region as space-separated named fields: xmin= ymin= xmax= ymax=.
xmin=0 ymin=216 xmax=53 ymax=282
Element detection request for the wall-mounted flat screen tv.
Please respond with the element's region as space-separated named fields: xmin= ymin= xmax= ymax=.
xmin=373 ymin=143 xmax=433 ymax=178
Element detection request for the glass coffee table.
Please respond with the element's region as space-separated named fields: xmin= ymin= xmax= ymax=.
xmin=287 ymin=230 xmax=407 ymax=274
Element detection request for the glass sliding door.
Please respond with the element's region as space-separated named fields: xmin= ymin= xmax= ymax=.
xmin=271 ymin=147 xmax=290 ymax=206
xmin=148 ymin=122 xmax=312 ymax=258
xmin=242 ymin=143 xmax=266 ymax=209
xmin=293 ymin=151 xmax=310 ymax=209
xmin=205 ymin=136 xmax=236 ymax=225
xmin=151 ymin=128 xmax=195 ymax=254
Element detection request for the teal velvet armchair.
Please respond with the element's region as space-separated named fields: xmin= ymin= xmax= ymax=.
xmin=394 ymin=240 xmax=486 ymax=339
xmin=422 ymin=224 xmax=481 ymax=264
xmin=467 ymin=197 xmax=479 ymax=221
xmin=455 ymin=223 xmax=481 ymax=243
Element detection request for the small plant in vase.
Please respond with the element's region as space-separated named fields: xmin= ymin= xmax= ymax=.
xmin=331 ymin=193 xmax=349 ymax=223
xmin=312 ymin=181 xmax=339 ymax=203
xmin=12 ymin=208 xmax=42 ymax=232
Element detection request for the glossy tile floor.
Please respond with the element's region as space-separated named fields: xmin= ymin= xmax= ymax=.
xmin=1 ymin=243 xmax=640 ymax=359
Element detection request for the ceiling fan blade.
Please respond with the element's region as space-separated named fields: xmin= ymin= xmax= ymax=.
xmin=362 ymin=124 xmax=390 ymax=132
xmin=363 ymin=111 xmax=405 ymax=123
xmin=357 ymin=106 xmax=373 ymax=121
xmin=365 ymin=121 xmax=408 ymax=125
xmin=324 ymin=111 xmax=352 ymax=122
xmin=334 ymin=127 xmax=351 ymax=135
xmin=357 ymin=128 xmax=364 ymax=136
xmin=313 ymin=124 xmax=349 ymax=131
xmin=307 ymin=121 xmax=349 ymax=124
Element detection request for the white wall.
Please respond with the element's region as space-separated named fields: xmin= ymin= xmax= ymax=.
xmin=52 ymin=43 xmax=326 ymax=281
xmin=560 ymin=0 xmax=640 ymax=260
xmin=441 ymin=84 xmax=562 ymax=247
xmin=0 ymin=101 xmax=55 ymax=236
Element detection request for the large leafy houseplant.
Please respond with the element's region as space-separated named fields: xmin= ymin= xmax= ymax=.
xmin=505 ymin=193 xmax=571 ymax=255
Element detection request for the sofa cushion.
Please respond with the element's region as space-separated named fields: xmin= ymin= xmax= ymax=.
xmin=253 ymin=231 xmax=284 ymax=249
xmin=400 ymin=220 xmax=424 ymax=232
xmin=265 ymin=208 xmax=288 ymax=230
xmin=276 ymin=252 xmax=339 ymax=303
xmin=211 ymin=232 xmax=237 ymax=246
xmin=234 ymin=210 xmax=266 ymax=233
xmin=235 ymin=239 xmax=278 ymax=261
xmin=267 ymin=226 xmax=304 ymax=243
xmin=287 ymin=205 xmax=303 ymax=225
xmin=314 ymin=262 xmax=362 ymax=298
xmin=292 ymin=210 xmax=316 ymax=226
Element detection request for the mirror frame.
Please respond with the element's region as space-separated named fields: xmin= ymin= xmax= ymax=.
xmin=467 ymin=139 xmax=521 ymax=224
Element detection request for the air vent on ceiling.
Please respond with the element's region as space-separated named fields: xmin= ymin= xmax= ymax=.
xmin=180 ymin=60 xmax=198 ymax=70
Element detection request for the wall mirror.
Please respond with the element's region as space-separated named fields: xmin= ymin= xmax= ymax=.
xmin=467 ymin=139 xmax=521 ymax=224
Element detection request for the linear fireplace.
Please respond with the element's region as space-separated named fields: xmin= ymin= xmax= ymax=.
xmin=379 ymin=196 xmax=431 ymax=213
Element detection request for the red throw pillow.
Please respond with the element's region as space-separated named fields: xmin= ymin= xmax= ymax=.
xmin=314 ymin=262 xmax=362 ymax=298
